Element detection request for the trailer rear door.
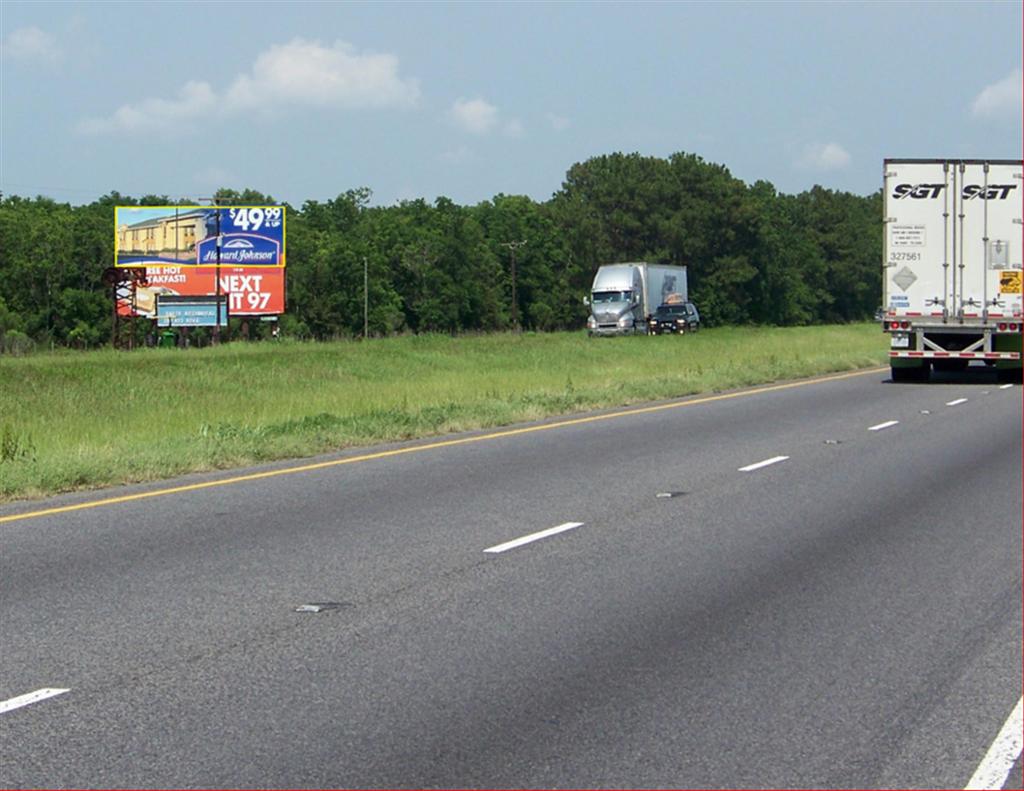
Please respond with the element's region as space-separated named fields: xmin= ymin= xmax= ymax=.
xmin=883 ymin=160 xmax=952 ymax=319
xmin=884 ymin=160 xmax=1023 ymax=322
xmin=955 ymin=161 xmax=1023 ymax=321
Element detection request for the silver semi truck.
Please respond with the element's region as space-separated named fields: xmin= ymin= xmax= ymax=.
xmin=585 ymin=262 xmax=688 ymax=336
xmin=883 ymin=158 xmax=1023 ymax=382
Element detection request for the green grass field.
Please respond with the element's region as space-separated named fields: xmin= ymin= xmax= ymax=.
xmin=0 ymin=325 xmax=886 ymax=502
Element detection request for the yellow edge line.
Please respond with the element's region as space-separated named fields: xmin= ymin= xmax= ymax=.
xmin=0 ymin=367 xmax=885 ymax=525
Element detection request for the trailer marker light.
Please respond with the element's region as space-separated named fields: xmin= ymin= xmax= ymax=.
xmin=999 ymin=323 xmax=1008 ymax=331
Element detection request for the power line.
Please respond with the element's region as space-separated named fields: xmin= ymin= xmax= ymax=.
xmin=0 ymin=180 xmax=206 ymax=204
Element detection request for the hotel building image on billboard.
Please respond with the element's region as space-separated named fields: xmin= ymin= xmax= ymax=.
xmin=117 ymin=209 xmax=208 ymax=261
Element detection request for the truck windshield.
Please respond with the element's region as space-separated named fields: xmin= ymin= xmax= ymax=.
xmin=593 ymin=290 xmax=631 ymax=303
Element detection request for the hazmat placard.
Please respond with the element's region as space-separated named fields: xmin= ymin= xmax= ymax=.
xmin=999 ymin=270 xmax=1022 ymax=294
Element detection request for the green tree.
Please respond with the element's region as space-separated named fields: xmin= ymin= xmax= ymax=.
xmin=0 ymin=151 xmax=885 ymax=349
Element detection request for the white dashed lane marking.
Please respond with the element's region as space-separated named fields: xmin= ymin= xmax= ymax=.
xmin=484 ymin=522 xmax=584 ymax=554
xmin=738 ymin=456 xmax=789 ymax=473
xmin=965 ymin=697 xmax=1023 ymax=790
xmin=0 ymin=688 xmax=70 ymax=715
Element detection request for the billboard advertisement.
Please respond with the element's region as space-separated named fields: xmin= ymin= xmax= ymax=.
xmin=115 ymin=206 xmax=285 ymax=268
xmin=118 ymin=265 xmax=285 ymax=317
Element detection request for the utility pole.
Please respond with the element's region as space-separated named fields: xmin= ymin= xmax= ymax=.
xmin=500 ymin=239 xmax=527 ymax=332
xmin=363 ymin=256 xmax=369 ymax=339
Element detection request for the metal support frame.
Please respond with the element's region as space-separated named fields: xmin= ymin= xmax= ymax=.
xmin=103 ymin=267 xmax=149 ymax=350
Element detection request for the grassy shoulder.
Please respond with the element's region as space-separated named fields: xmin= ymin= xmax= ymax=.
xmin=0 ymin=324 xmax=886 ymax=502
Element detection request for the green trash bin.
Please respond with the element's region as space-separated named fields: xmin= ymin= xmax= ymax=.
xmin=159 ymin=331 xmax=176 ymax=349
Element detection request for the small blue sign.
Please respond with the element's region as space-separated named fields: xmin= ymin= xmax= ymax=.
xmin=157 ymin=299 xmax=228 ymax=327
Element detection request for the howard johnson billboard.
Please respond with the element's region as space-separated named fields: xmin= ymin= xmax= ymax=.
xmin=196 ymin=234 xmax=278 ymax=265
xmin=115 ymin=206 xmax=285 ymax=268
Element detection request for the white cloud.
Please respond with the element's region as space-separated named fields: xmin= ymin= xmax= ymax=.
xmin=796 ymin=142 xmax=851 ymax=171
xmin=2 ymin=26 xmax=61 ymax=65
xmin=79 ymin=81 xmax=216 ymax=134
xmin=971 ymin=69 xmax=1023 ymax=120
xmin=439 ymin=146 xmax=476 ymax=165
xmin=450 ymin=97 xmax=499 ymax=134
xmin=225 ymin=38 xmax=419 ymax=110
xmin=79 ymin=37 xmax=418 ymax=135
xmin=503 ymin=119 xmax=525 ymax=138
xmin=193 ymin=166 xmax=234 ymax=188
xmin=546 ymin=113 xmax=570 ymax=132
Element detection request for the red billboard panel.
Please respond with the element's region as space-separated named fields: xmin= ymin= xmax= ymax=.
xmin=119 ymin=266 xmax=285 ymax=317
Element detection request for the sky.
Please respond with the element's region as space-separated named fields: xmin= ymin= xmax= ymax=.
xmin=1 ymin=1 xmax=1021 ymax=208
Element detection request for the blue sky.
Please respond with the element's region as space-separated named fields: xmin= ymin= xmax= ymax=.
xmin=1 ymin=1 xmax=1020 ymax=207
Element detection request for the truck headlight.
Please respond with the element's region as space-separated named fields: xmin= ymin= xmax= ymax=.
xmin=618 ymin=316 xmax=632 ymax=327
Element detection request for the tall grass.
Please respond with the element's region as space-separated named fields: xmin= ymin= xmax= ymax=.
xmin=0 ymin=325 xmax=886 ymax=501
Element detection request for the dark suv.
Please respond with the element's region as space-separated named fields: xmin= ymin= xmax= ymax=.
xmin=649 ymin=302 xmax=700 ymax=335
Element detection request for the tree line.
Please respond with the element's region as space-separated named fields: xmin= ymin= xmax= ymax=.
xmin=0 ymin=151 xmax=882 ymax=352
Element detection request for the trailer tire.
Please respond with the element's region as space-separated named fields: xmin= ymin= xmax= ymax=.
xmin=891 ymin=363 xmax=930 ymax=383
xmin=996 ymin=367 xmax=1023 ymax=385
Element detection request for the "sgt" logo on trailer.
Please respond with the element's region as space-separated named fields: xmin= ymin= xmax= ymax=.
xmin=962 ymin=184 xmax=1018 ymax=200
xmin=892 ymin=184 xmax=945 ymax=199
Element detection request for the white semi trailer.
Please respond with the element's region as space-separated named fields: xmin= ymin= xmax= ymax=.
xmin=882 ymin=158 xmax=1023 ymax=382
xmin=585 ymin=262 xmax=687 ymax=336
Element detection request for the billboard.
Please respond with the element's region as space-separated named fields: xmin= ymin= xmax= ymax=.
xmin=115 ymin=206 xmax=285 ymax=268
xmin=119 ymin=265 xmax=285 ymax=317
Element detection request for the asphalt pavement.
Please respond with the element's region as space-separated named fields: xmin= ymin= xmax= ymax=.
xmin=1 ymin=366 xmax=1021 ymax=788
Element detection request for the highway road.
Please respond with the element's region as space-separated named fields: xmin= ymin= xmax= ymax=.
xmin=1 ymin=367 xmax=1021 ymax=789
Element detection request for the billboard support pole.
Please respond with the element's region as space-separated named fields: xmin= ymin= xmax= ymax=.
xmin=110 ymin=274 xmax=117 ymax=349
xmin=103 ymin=266 xmax=148 ymax=351
xmin=214 ymin=198 xmax=221 ymax=345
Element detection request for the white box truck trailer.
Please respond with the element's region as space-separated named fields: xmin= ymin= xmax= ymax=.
xmin=585 ymin=262 xmax=687 ymax=336
xmin=882 ymin=159 xmax=1023 ymax=382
